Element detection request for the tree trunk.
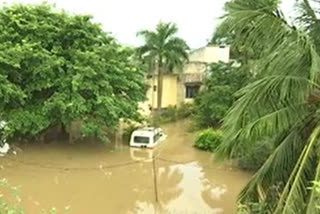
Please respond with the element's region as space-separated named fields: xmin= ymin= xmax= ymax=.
xmin=157 ymin=58 xmax=163 ymax=110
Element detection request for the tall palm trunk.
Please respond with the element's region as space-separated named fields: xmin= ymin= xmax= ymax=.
xmin=157 ymin=57 xmax=163 ymax=110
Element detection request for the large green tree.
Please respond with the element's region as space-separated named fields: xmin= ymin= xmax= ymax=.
xmin=215 ymin=0 xmax=320 ymax=213
xmin=193 ymin=62 xmax=250 ymax=128
xmin=0 ymin=3 xmax=146 ymax=142
xmin=137 ymin=22 xmax=189 ymax=109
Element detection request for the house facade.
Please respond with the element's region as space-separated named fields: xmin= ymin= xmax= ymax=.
xmin=139 ymin=45 xmax=230 ymax=115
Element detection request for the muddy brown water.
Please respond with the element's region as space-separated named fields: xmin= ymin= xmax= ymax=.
xmin=0 ymin=121 xmax=251 ymax=214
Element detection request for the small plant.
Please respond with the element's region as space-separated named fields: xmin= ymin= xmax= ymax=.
xmin=194 ymin=129 xmax=222 ymax=152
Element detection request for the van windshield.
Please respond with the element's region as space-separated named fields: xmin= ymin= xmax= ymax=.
xmin=134 ymin=136 xmax=149 ymax=144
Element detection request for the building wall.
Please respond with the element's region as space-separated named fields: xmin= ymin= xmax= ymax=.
xmin=177 ymin=45 xmax=230 ymax=105
xmin=183 ymin=62 xmax=206 ymax=74
xmin=139 ymin=74 xmax=178 ymax=115
xmin=188 ymin=45 xmax=230 ymax=64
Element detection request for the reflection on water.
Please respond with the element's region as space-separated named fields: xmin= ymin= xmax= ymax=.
xmin=130 ymin=148 xmax=153 ymax=162
xmin=0 ymin=121 xmax=251 ymax=214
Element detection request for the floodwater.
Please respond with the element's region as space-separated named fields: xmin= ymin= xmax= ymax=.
xmin=0 ymin=121 xmax=251 ymax=214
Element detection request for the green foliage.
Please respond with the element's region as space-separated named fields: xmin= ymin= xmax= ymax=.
xmin=237 ymin=138 xmax=274 ymax=171
xmin=193 ymin=61 xmax=250 ymax=128
xmin=237 ymin=202 xmax=268 ymax=214
xmin=0 ymin=3 xmax=146 ymax=142
xmin=154 ymin=106 xmax=177 ymax=124
xmin=122 ymin=123 xmax=139 ymax=144
xmin=137 ymin=22 xmax=189 ymax=109
xmin=194 ymin=128 xmax=222 ymax=152
xmin=214 ymin=0 xmax=320 ymax=213
xmin=153 ymin=103 xmax=193 ymax=124
xmin=176 ymin=102 xmax=194 ymax=119
xmin=237 ymin=183 xmax=282 ymax=214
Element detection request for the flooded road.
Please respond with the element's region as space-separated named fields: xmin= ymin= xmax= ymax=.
xmin=0 ymin=121 xmax=251 ymax=214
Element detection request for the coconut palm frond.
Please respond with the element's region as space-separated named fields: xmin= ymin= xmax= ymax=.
xmin=164 ymin=37 xmax=189 ymax=59
xmin=155 ymin=22 xmax=179 ymax=44
xmin=274 ymin=125 xmax=320 ymax=214
xmin=295 ymin=0 xmax=318 ymax=25
xmin=216 ymin=74 xmax=316 ymax=159
xmin=295 ymin=0 xmax=320 ymax=53
xmin=215 ymin=0 xmax=320 ymax=158
xmin=222 ymin=0 xmax=293 ymax=59
xmin=305 ymin=155 xmax=320 ymax=213
xmin=215 ymin=0 xmax=320 ymax=212
xmin=310 ymin=43 xmax=320 ymax=83
xmin=239 ymin=119 xmax=318 ymax=212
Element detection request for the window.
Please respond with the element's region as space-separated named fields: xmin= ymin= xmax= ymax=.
xmin=134 ymin=136 xmax=150 ymax=144
xmin=153 ymin=133 xmax=161 ymax=144
xmin=185 ymin=85 xmax=200 ymax=98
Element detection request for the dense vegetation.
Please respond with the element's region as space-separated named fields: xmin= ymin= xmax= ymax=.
xmin=214 ymin=0 xmax=320 ymax=213
xmin=137 ymin=22 xmax=189 ymax=109
xmin=193 ymin=61 xmax=250 ymax=128
xmin=0 ymin=3 xmax=146 ymax=142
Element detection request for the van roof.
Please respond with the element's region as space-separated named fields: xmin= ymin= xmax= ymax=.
xmin=141 ymin=127 xmax=157 ymax=131
xmin=132 ymin=127 xmax=162 ymax=137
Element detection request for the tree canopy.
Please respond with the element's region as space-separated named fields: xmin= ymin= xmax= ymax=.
xmin=193 ymin=62 xmax=250 ymax=128
xmin=215 ymin=0 xmax=320 ymax=213
xmin=0 ymin=3 xmax=146 ymax=142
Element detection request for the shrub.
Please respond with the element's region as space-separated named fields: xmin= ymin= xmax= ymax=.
xmin=153 ymin=103 xmax=193 ymax=124
xmin=194 ymin=129 xmax=222 ymax=152
xmin=159 ymin=106 xmax=178 ymax=122
xmin=176 ymin=103 xmax=194 ymax=119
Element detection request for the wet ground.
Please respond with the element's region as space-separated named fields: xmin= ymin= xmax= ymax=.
xmin=0 ymin=121 xmax=251 ymax=214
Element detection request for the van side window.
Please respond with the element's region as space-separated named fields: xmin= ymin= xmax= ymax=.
xmin=153 ymin=133 xmax=161 ymax=144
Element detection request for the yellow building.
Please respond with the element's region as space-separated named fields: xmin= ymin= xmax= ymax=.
xmin=139 ymin=45 xmax=230 ymax=115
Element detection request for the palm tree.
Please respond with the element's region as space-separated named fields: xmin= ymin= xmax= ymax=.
xmin=137 ymin=22 xmax=189 ymax=109
xmin=214 ymin=0 xmax=320 ymax=213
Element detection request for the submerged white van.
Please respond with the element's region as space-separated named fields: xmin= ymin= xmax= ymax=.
xmin=129 ymin=127 xmax=166 ymax=148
